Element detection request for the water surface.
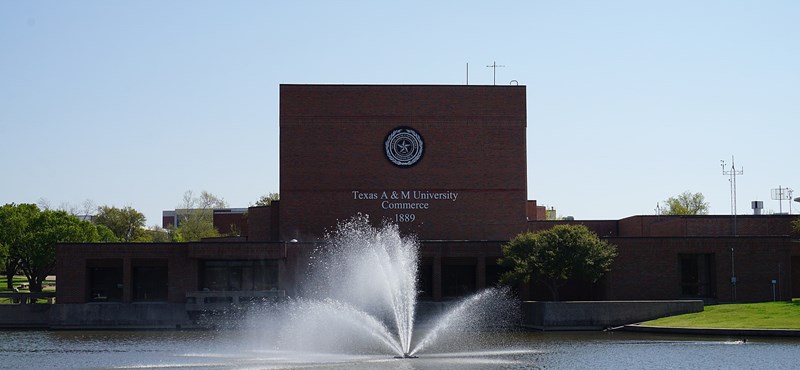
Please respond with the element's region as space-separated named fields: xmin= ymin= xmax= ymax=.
xmin=1 ymin=330 xmax=798 ymax=369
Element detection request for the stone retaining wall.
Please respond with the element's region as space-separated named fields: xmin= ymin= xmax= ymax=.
xmin=523 ymin=300 xmax=704 ymax=330
xmin=49 ymin=303 xmax=196 ymax=329
xmin=0 ymin=304 xmax=52 ymax=328
xmin=1 ymin=300 xmax=704 ymax=330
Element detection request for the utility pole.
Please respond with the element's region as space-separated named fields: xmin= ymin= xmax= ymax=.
xmin=721 ymin=156 xmax=743 ymax=236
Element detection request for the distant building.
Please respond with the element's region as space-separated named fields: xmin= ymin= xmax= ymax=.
xmin=162 ymin=208 xmax=248 ymax=236
xmin=56 ymin=85 xmax=800 ymax=326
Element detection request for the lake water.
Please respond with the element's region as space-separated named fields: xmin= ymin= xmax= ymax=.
xmin=1 ymin=330 xmax=798 ymax=369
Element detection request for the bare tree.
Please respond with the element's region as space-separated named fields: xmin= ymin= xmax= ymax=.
xmin=173 ymin=190 xmax=227 ymax=241
xmin=36 ymin=197 xmax=52 ymax=210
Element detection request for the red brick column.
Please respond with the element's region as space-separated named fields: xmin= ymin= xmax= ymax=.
xmin=122 ymin=257 xmax=132 ymax=303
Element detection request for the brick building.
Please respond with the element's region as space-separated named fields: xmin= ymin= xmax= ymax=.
xmin=278 ymin=84 xmax=528 ymax=241
xmin=57 ymin=85 xmax=800 ymax=312
xmin=528 ymin=215 xmax=798 ymax=302
xmin=162 ymin=208 xmax=249 ymax=236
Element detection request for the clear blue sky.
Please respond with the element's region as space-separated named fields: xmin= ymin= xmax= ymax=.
xmin=2 ymin=1 xmax=798 ymax=226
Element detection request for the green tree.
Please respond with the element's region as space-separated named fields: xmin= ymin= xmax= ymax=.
xmin=792 ymin=217 xmax=800 ymax=235
xmin=0 ymin=203 xmax=110 ymax=292
xmin=95 ymin=224 xmax=120 ymax=242
xmin=254 ymin=192 xmax=280 ymax=206
xmin=0 ymin=238 xmax=10 ymax=290
xmin=498 ymin=224 xmax=617 ymax=301
xmin=660 ymin=191 xmax=709 ymax=215
xmin=0 ymin=203 xmax=38 ymax=289
xmin=173 ymin=190 xmax=227 ymax=241
xmin=93 ymin=205 xmax=147 ymax=241
xmin=147 ymin=225 xmax=172 ymax=242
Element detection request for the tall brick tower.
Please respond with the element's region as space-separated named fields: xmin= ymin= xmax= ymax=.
xmin=279 ymin=84 xmax=527 ymax=241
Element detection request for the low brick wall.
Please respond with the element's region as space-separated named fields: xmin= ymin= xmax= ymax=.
xmin=523 ymin=300 xmax=703 ymax=330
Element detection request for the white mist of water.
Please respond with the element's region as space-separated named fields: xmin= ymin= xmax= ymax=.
xmin=299 ymin=215 xmax=418 ymax=355
xmin=410 ymin=287 xmax=519 ymax=355
xmin=246 ymin=214 xmax=519 ymax=357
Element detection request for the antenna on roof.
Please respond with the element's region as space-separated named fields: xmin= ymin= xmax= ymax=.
xmin=721 ymin=156 xmax=743 ymax=235
xmin=486 ymin=61 xmax=505 ymax=86
xmin=771 ymin=186 xmax=794 ymax=214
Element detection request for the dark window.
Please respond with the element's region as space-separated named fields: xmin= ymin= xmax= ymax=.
xmin=442 ymin=262 xmax=476 ymax=298
xmin=418 ymin=258 xmax=433 ymax=299
xmin=792 ymin=257 xmax=800 ymax=299
xmin=200 ymin=260 xmax=278 ymax=291
xmin=680 ymin=254 xmax=715 ymax=298
xmin=87 ymin=259 xmax=123 ymax=302
xmin=132 ymin=262 xmax=168 ymax=301
xmin=485 ymin=262 xmax=506 ymax=289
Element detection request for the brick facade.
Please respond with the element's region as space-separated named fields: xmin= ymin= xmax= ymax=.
xmin=56 ymin=242 xmax=293 ymax=304
xmin=603 ymin=236 xmax=795 ymax=302
xmin=523 ymin=215 xmax=798 ymax=302
xmin=55 ymin=84 xmax=800 ymax=307
xmin=279 ymin=84 xmax=527 ymax=241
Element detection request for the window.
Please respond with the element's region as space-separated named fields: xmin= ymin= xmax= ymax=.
xmin=200 ymin=260 xmax=278 ymax=291
xmin=680 ymin=254 xmax=715 ymax=298
xmin=87 ymin=259 xmax=123 ymax=302
xmin=442 ymin=258 xmax=476 ymax=297
xmin=132 ymin=260 xmax=168 ymax=301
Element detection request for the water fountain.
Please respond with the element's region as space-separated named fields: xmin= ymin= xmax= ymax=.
xmin=245 ymin=214 xmax=520 ymax=358
xmin=7 ymin=218 xmax=794 ymax=369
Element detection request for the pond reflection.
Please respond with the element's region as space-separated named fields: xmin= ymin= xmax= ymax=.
xmin=0 ymin=330 xmax=798 ymax=369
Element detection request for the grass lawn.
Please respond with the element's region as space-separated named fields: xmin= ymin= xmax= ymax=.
xmin=0 ymin=275 xmax=30 ymax=292
xmin=644 ymin=299 xmax=800 ymax=329
xmin=0 ymin=275 xmax=56 ymax=304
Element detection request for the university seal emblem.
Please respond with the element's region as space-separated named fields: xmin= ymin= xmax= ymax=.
xmin=384 ymin=127 xmax=424 ymax=167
